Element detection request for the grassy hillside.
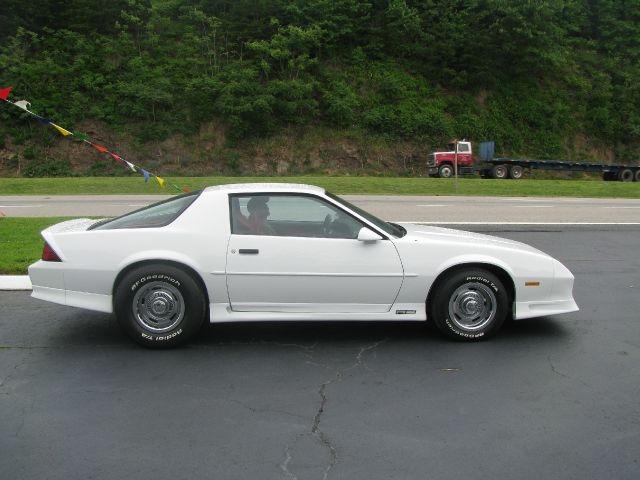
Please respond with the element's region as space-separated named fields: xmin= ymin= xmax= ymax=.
xmin=1 ymin=1 xmax=639 ymax=177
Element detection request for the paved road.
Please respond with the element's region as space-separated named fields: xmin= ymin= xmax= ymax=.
xmin=1 ymin=226 xmax=639 ymax=479
xmin=1 ymin=194 xmax=640 ymax=223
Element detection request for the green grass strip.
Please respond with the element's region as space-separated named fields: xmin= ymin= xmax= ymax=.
xmin=0 ymin=217 xmax=73 ymax=275
xmin=0 ymin=176 xmax=638 ymax=198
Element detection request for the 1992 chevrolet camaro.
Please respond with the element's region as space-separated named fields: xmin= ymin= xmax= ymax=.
xmin=29 ymin=183 xmax=578 ymax=347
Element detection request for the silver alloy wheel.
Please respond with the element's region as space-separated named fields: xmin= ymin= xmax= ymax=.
xmin=132 ymin=281 xmax=185 ymax=333
xmin=447 ymin=282 xmax=497 ymax=332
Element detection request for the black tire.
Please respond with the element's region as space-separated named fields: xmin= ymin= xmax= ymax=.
xmin=114 ymin=264 xmax=207 ymax=348
xmin=429 ymin=269 xmax=509 ymax=341
xmin=619 ymin=169 xmax=634 ymax=182
xmin=491 ymin=165 xmax=508 ymax=179
xmin=438 ymin=164 xmax=454 ymax=178
xmin=509 ymin=165 xmax=524 ymax=180
xmin=635 ymin=170 xmax=640 ymax=182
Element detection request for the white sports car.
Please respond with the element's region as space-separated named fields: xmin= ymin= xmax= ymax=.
xmin=29 ymin=183 xmax=578 ymax=347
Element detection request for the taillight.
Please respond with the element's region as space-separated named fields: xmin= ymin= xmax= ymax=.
xmin=42 ymin=242 xmax=62 ymax=262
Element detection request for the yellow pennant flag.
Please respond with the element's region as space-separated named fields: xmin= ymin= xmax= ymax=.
xmin=51 ymin=123 xmax=72 ymax=136
xmin=155 ymin=176 xmax=165 ymax=188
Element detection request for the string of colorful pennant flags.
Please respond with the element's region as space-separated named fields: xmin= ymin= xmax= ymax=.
xmin=0 ymin=86 xmax=188 ymax=193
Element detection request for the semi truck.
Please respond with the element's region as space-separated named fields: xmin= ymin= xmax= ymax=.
xmin=427 ymin=140 xmax=640 ymax=182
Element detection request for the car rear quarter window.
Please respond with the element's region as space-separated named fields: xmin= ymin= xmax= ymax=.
xmin=91 ymin=191 xmax=200 ymax=230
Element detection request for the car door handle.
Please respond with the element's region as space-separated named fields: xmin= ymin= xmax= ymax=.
xmin=238 ymin=249 xmax=259 ymax=255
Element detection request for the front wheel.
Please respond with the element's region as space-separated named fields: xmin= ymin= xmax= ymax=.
xmin=429 ymin=269 xmax=509 ymax=341
xmin=114 ymin=264 xmax=206 ymax=348
xmin=438 ymin=164 xmax=454 ymax=178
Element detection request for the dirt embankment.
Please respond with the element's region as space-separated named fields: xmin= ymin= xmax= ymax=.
xmin=0 ymin=121 xmax=625 ymax=178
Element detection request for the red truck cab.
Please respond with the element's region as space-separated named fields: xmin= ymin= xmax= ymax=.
xmin=427 ymin=140 xmax=474 ymax=178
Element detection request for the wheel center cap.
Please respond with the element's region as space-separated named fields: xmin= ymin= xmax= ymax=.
xmin=460 ymin=293 xmax=483 ymax=316
xmin=151 ymin=299 xmax=168 ymax=315
xmin=464 ymin=300 xmax=479 ymax=314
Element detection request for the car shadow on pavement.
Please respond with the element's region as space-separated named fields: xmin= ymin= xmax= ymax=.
xmin=194 ymin=317 xmax=572 ymax=348
xmin=14 ymin=303 xmax=571 ymax=349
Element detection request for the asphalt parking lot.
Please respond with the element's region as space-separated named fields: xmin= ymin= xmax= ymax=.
xmin=1 ymin=226 xmax=639 ymax=480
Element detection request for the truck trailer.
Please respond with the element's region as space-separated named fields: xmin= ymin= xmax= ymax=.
xmin=427 ymin=141 xmax=640 ymax=182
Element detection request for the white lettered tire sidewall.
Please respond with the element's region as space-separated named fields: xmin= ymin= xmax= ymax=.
xmin=115 ymin=265 xmax=206 ymax=348
xmin=431 ymin=269 xmax=508 ymax=341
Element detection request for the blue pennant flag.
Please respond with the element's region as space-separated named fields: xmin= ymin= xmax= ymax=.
xmin=142 ymin=169 xmax=150 ymax=182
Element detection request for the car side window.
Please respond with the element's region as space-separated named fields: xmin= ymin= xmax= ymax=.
xmin=230 ymin=194 xmax=365 ymax=239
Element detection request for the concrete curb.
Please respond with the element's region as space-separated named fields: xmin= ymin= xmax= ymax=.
xmin=0 ymin=276 xmax=32 ymax=291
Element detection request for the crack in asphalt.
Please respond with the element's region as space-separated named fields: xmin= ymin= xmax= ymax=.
xmin=547 ymin=356 xmax=571 ymax=380
xmin=312 ymin=381 xmax=338 ymax=480
xmin=547 ymin=356 xmax=591 ymax=388
xmin=283 ymin=339 xmax=387 ymax=480
xmin=280 ymin=441 xmax=299 ymax=480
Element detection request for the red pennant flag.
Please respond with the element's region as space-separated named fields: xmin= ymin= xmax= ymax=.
xmin=110 ymin=152 xmax=124 ymax=163
xmin=183 ymin=188 xmax=189 ymax=193
xmin=92 ymin=144 xmax=108 ymax=153
xmin=0 ymin=86 xmax=12 ymax=100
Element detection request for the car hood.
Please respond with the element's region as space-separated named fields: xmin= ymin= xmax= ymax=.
xmin=397 ymin=223 xmax=547 ymax=256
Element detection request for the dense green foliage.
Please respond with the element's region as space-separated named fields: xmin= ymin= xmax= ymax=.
xmin=1 ymin=0 xmax=640 ymax=174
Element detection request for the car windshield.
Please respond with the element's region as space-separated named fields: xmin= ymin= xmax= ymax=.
xmin=326 ymin=192 xmax=406 ymax=238
xmin=90 ymin=191 xmax=201 ymax=230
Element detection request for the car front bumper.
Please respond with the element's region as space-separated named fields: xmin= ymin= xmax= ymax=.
xmin=513 ymin=259 xmax=578 ymax=320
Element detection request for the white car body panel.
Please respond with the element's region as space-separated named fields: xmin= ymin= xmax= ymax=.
xmin=28 ymin=183 xmax=578 ymax=323
xmin=226 ymin=234 xmax=403 ymax=313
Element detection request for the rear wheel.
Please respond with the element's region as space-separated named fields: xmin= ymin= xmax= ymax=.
xmin=491 ymin=165 xmax=508 ymax=179
xmin=114 ymin=264 xmax=206 ymax=348
xmin=509 ymin=165 xmax=524 ymax=179
xmin=438 ymin=164 xmax=454 ymax=178
xmin=619 ymin=169 xmax=634 ymax=182
xmin=429 ymin=269 xmax=509 ymax=341
xmin=635 ymin=170 xmax=640 ymax=182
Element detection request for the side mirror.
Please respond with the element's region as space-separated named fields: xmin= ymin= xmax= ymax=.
xmin=357 ymin=227 xmax=382 ymax=242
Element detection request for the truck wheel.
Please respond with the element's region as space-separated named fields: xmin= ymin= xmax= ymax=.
xmin=509 ymin=165 xmax=524 ymax=179
xmin=619 ymin=169 xmax=634 ymax=182
xmin=491 ymin=165 xmax=508 ymax=179
xmin=438 ymin=164 xmax=454 ymax=178
xmin=635 ymin=170 xmax=640 ymax=182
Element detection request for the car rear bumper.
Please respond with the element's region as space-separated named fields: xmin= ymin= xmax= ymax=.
xmin=29 ymin=261 xmax=113 ymax=313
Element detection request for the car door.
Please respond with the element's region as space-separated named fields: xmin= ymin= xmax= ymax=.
xmin=226 ymin=193 xmax=404 ymax=313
